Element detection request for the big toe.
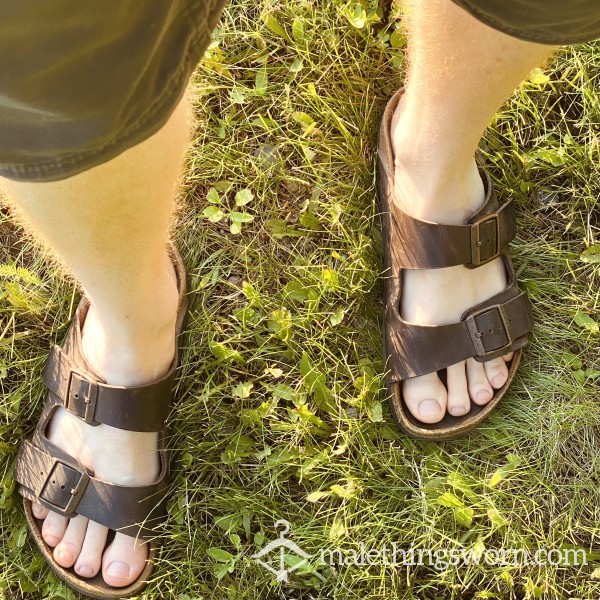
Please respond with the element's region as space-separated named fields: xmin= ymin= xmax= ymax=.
xmin=402 ymin=372 xmax=447 ymax=423
xmin=102 ymin=533 xmax=148 ymax=587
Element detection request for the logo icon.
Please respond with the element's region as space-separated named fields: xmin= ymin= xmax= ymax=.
xmin=252 ymin=520 xmax=325 ymax=583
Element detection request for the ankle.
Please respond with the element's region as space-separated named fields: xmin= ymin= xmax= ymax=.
xmin=392 ymin=155 xmax=485 ymax=225
xmin=390 ymin=94 xmax=486 ymax=225
xmin=81 ymin=307 xmax=177 ymax=386
xmin=81 ymin=256 xmax=180 ymax=386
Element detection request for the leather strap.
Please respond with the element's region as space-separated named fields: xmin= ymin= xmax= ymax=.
xmin=14 ymin=439 xmax=169 ymax=539
xmin=385 ymin=275 xmax=534 ymax=381
xmin=43 ymin=344 xmax=175 ymax=431
xmin=376 ymin=87 xmax=517 ymax=274
xmin=385 ymin=175 xmax=517 ymax=273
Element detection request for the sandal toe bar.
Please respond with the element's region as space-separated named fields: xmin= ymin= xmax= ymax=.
xmin=15 ymin=439 xmax=169 ymax=539
xmin=384 ymin=265 xmax=533 ymax=382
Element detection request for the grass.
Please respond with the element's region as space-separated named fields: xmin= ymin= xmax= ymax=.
xmin=1 ymin=0 xmax=599 ymax=598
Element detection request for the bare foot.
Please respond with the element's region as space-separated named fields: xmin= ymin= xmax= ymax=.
xmin=391 ymin=100 xmax=513 ymax=424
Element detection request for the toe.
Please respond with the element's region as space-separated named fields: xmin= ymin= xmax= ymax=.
xmin=446 ymin=362 xmax=470 ymax=417
xmin=484 ymin=357 xmax=509 ymax=389
xmin=42 ymin=511 xmax=69 ymax=547
xmin=466 ymin=358 xmax=493 ymax=405
xmin=402 ymin=372 xmax=447 ymax=424
xmin=31 ymin=502 xmax=49 ymax=520
xmin=503 ymin=352 xmax=514 ymax=363
xmin=54 ymin=515 xmax=88 ymax=568
xmin=74 ymin=521 xmax=108 ymax=579
xmin=102 ymin=533 xmax=148 ymax=588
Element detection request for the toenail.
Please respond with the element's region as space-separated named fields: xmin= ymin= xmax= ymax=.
xmin=419 ymin=399 xmax=440 ymax=417
xmin=56 ymin=548 xmax=72 ymax=564
xmin=44 ymin=535 xmax=59 ymax=547
xmin=477 ymin=390 xmax=491 ymax=402
xmin=449 ymin=406 xmax=467 ymax=416
xmin=492 ymin=376 xmax=505 ymax=387
xmin=107 ymin=561 xmax=130 ymax=579
xmin=77 ymin=565 xmax=94 ymax=577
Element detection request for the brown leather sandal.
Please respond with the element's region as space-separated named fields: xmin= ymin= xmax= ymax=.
xmin=13 ymin=243 xmax=188 ymax=599
xmin=376 ymin=88 xmax=534 ymax=439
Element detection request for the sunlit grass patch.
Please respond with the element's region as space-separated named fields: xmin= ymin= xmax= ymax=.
xmin=1 ymin=1 xmax=599 ymax=599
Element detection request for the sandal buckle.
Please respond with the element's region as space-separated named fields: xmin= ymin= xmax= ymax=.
xmin=466 ymin=304 xmax=512 ymax=357
xmin=40 ymin=460 xmax=90 ymax=516
xmin=469 ymin=213 xmax=500 ymax=267
xmin=66 ymin=369 xmax=98 ymax=425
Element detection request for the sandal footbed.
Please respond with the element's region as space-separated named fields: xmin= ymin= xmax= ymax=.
xmin=387 ymin=349 xmax=522 ymax=440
